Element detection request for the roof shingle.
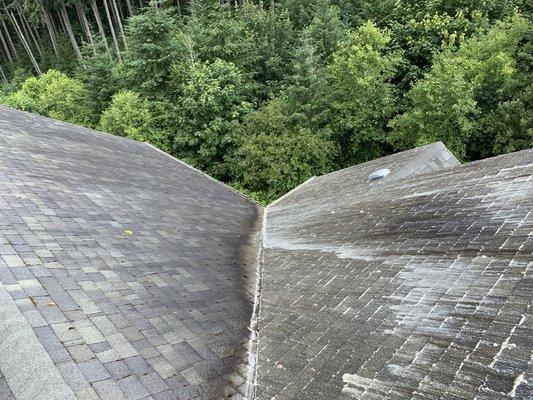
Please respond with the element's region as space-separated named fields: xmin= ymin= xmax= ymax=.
xmin=1 ymin=106 xmax=532 ymax=400
xmin=0 ymin=106 xmax=262 ymax=399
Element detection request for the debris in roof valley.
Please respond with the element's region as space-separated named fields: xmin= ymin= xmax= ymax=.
xmin=0 ymin=106 xmax=532 ymax=400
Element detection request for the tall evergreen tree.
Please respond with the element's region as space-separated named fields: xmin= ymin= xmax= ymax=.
xmin=121 ymin=5 xmax=176 ymax=97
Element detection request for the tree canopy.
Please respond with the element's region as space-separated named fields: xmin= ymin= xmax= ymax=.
xmin=0 ymin=0 xmax=531 ymax=203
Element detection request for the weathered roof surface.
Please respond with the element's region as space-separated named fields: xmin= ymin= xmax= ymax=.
xmin=0 ymin=106 xmax=262 ymax=399
xmin=256 ymin=144 xmax=533 ymax=399
xmin=2 ymin=106 xmax=532 ymax=400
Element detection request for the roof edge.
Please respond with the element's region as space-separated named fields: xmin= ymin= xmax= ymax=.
xmin=143 ymin=142 xmax=262 ymax=207
xmin=267 ymin=142 xmax=460 ymax=209
xmin=267 ymin=176 xmax=316 ymax=209
xmin=0 ymin=107 xmax=261 ymax=206
xmin=0 ymin=284 xmax=75 ymax=400
xmin=314 ymin=142 xmax=456 ymax=182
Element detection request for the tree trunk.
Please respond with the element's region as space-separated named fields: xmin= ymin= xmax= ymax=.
xmin=117 ymin=0 xmax=125 ymax=21
xmin=1 ymin=21 xmax=18 ymax=60
xmin=17 ymin=9 xmax=31 ymax=43
xmin=57 ymin=10 xmax=66 ymax=34
xmin=110 ymin=0 xmax=127 ymax=50
xmin=103 ymin=0 xmax=122 ymax=61
xmin=270 ymin=0 xmax=274 ymax=11
xmin=8 ymin=11 xmax=42 ymax=75
xmin=17 ymin=7 xmax=43 ymax=57
xmin=125 ymin=0 xmax=133 ymax=16
xmin=60 ymin=1 xmax=82 ymax=60
xmin=32 ymin=25 xmax=44 ymax=52
xmin=50 ymin=11 xmax=59 ymax=34
xmin=43 ymin=10 xmax=59 ymax=57
xmin=0 ymin=24 xmax=13 ymax=63
xmin=90 ymin=1 xmax=111 ymax=59
xmin=76 ymin=4 xmax=94 ymax=47
xmin=0 ymin=64 xmax=8 ymax=84
xmin=0 ymin=43 xmax=8 ymax=62
xmin=18 ymin=7 xmax=43 ymax=57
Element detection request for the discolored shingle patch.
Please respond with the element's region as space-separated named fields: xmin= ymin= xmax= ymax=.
xmin=255 ymin=144 xmax=533 ymax=400
xmin=1 ymin=106 xmax=532 ymax=400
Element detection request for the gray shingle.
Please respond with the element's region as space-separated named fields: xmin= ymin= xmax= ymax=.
xmin=0 ymin=106 xmax=261 ymax=398
xmin=1 ymin=106 xmax=531 ymax=400
xmin=117 ymin=376 xmax=150 ymax=400
xmin=78 ymin=359 xmax=112 ymax=383
xmin=92 ymin=379 xmax=126 ymax=400
xmin=255 ymin=145 xmax=533 ymax=399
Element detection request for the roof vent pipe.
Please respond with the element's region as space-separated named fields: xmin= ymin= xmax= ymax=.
xmin=368 ymin=168 xmax=390 ymax=181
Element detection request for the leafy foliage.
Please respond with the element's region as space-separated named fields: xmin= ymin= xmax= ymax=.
xmin=121 ymin=6 xmax=178 ymax=98
xmin=76 ymin=42 xmax=118 ymax=125
xmin=1 ymin=69 xmax=91 ymax=126
xmin=230 ymin=98 xmax=336 ymax=203
xmin=99 ymin=90 xmax=153 ymax=141
xmin=173 ymin=58 xmax=253 ymax=179
xmin=0 ymin=0 xmax=531 ymax=204
xmin=390 ymin=16 xmax=532 ymax=159
xmin=186 ymin=1 xmax=257 ymax=75
xmin=329 ymin=22 xmax=401 ymax=164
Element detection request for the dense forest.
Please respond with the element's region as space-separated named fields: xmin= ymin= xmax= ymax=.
xmin=0 ymin=0 xmax=531 ymax=203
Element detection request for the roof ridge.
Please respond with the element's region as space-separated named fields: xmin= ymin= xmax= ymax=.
xmin=267 ymin=142 xmax=460 ymax=209
xmin=267 ymin=176 xmax=316 ymax=209
xmin=313 ymin=142 xmax=453 ymax=182
xmin=0 ymin=106 xmax=262 ymax=207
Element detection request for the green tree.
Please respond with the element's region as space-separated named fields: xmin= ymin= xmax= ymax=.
xmin=477 ymin=24 xmax=533 ymax=156
xmin=390 ymin=16 xmax=532 ymax=160
xmin=482 ymin=87 xmax=532 ymax=156
xmin=279 ymin=0 xmax=333 ymax=31
xmin=284 ymin=36 xmax=333 ymax=130
xmin=389 ymin=9 xmax=491 ymax=94
xmin=39 ymin=34 xmax=80 ymax=77
xmin=240 ymin=6 xmax=295 ymax=96
xmin=329 ymin=22 xmax=401 ymax=165
xmin=333 ymin=0 xmax=397 ymax=27
xmin=1 ymin=69 xmax=91 ymax=126
xmin=302 ymin=3 xmax=347 ymax=65
xmin=173 ymin=59 xmax=253 ymax=179
xmin=76 ymin=41 xmax=118 ymax=125
xmin=230 ymin=98 xmax=335 ymax=204
xmin=404 ymin=0 xmax=519 ymax=20
xmin=0 ymin=68 xmax=32 ymax=95
xmin=99 ymin=90 xmax=155 ymax=143
xmin=121 ymin=6 xmax=178 ymax=98
xmin=185 ymin=1 xmax=257 ymax=76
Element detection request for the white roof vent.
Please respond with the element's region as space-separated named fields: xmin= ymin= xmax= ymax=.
xmin=368 ymin=168 xmax=390 ymax=181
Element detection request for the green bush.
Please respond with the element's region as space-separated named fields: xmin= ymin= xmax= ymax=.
xmin=99 ymin=91 xmax=153 ymax=142
xmin=230 ymin=98 xmax=336 ymax=204
xmin=1 ymin=70 xmax=91 ymax=126
xmin=390 ymin=16 xmax=532 ymax=160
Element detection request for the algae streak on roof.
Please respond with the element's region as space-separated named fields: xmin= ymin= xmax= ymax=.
xmin=1 ymin=106 xmax=532 ymax=400
xmin=257 ymin=144 xmax=533 ymax=399
xmin=0 ymin=106 xmax=262 ymax=399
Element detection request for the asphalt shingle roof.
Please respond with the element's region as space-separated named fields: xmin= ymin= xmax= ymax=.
xmin=256 ymin=144 xmax=532 ymax=399
xmin=0 ymin=106 xmax=532 ymax=400
xmin=0 ymin=106 xmax=261 ymax=399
